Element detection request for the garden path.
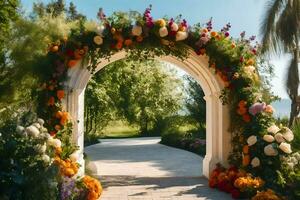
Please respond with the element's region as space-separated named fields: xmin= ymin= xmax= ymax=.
xmin=85 ymin=137 xmax=232 ymax=200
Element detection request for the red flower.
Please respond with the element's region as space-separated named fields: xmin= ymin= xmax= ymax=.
xmin=224 ymin=183 xmax=234 ymax=193
xmin=231 ymin=189 xmax=241 ymax=199
xmin=50 ymin=131 xmax=57 ymax=136
xmin=169 ymin=31 xmax=177 ymax=36
xmin=66 ymin=49 xmax=74 ymax=57
xmin=217 ymin=180 xmax=227 ymax=191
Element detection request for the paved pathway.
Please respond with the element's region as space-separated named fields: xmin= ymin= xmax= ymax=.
xmin=85 ymin=137 xmax=232 ymax=200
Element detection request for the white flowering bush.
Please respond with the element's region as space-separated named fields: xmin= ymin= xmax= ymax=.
xmin=0 ymin=117 xmax=59 ymax=199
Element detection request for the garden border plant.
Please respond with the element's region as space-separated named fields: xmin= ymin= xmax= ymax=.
xmin=34 ymin=5 xmax=297 ymax=199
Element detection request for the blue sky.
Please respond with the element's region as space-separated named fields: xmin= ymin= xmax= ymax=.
xmin=21 ymin=0 xmax=290 ymax=99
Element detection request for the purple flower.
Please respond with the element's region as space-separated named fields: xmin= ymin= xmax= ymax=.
xmin=249 ymin=102 xmax=266 ymax=116
xmin=240 ymin=31 xmax=246 ymax=38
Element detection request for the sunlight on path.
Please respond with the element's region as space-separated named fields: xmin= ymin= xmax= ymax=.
xmin=85 ymin=137 xmax=232 ymax=200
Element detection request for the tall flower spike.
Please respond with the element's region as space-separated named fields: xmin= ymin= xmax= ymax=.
xmin=97 ymin=8 xmax=106 ymax=21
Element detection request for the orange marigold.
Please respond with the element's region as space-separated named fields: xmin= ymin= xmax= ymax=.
xmin=83 ymin=175 xmax=103 ymax=200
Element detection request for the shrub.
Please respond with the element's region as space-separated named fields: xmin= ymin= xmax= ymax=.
xmin=292 ymin=122 xmax=300 ymax=151
xmin=0 ymin=117 xmax=59 ymax=199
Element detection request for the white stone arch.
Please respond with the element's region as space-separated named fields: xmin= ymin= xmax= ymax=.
xmin=63 ymin=49 xmax=231 ymax=178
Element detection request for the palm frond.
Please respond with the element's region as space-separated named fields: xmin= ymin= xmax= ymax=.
xmin=285 ymin=49 xmax=299 ymax=99
xmin=260 ymin=0 xmax=285 ymax=54
xmin=275 ymin=0 xmax=300 ymax=52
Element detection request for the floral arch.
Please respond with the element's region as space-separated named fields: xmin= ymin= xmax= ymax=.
xmin=36 ymin=6 xmax=296 ymax=199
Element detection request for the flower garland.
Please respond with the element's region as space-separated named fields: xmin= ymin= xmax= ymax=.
xmin=36 ymin=6 xmax=296 ymax=199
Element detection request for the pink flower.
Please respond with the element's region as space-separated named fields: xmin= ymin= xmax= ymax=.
xmin=249 ymin=102 xmax=266 ymax=116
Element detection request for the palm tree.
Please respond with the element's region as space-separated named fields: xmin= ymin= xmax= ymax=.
xmin=260 ymin=0 xmax=300 ymax=127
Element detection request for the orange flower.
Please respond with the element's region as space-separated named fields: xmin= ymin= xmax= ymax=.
xmin=243 ymin=145 xmax=249 ymax=154
xmin=237 ymin=107 xmax=247 ymax=115
xmin=115 ymin=41 xmax=123 ymax=50
xmin=246 ymin=58 xmax=255 ymax=66
xmin=210 ymin=31 xmax=218 ymax=37
xmin=55 ymin=124 xmax=61 ymax=131
xmin=238 ymin=100 xmax=247 ymax=108
xmin=83 ymin=175 xmax=103 ymax=200
xmin=55 ymin=111 xmax=63 ymax=118
xmin=124 ymin=39 xmax=133 ymax=46
xmin=216 ymin=34 xmax=222 ymax=40
xmin=202 ymin=28 xmax=208 ymax=33
xmin=68 ymin=59 xmax=77 ymax=68
xmin=47 ymin=96 xmax=55 ymax=106
xmin=243 ymin=114 xmax=251 ymax=123
xmin=55 ymin=147 xmax=62 ymax=155
xmin=231 ymin=43 xmax=236 ymax=48
xmin=242 ymin=155 xmax=250 ymax=166
xmin=136 ymin=36 xmax=143 ymax=42
xmin=57 ymin=90 xmax=65 ymax=100
xmin=51 ymin=45 xmax=59 ymax=52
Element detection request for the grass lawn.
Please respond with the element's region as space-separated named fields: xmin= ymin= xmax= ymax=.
xmin=100 ymin=120 xmax=140 ymax=138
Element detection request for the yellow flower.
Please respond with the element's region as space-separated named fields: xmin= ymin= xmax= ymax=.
xmin=155 ymin=19 xmax=166 ymax=27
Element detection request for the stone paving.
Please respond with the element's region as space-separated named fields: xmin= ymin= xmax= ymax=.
xmin=85 ymin=137 xmax=232 ymax=200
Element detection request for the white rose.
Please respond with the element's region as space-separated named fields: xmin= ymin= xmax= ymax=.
xmin=294 ymin=152 xmax=300 ymax=161
xmin=247 ymin=135 xmax=257 ymax=146
xmin=267 ymin=124 xmax=280 ymax=134
xmin=40 ymin=133 xmax=51 ymax=140
xmin=282 ymin=127 xmax=294 ymax=142
xmin=274 ymin=133 xmax=285 ymax=143
xmin=70 ymin=150 xmax=80 ymax=162
xmin=251 ymin=157 xmax=260 ymax=167
xmin=95 ymin=25 xmax=105 ymax=36
xmin=93 ymin=35 xmax=103 ymax=45
xmin=176 ymin=31 xmax=188 ymax=41
xmin=132 ymin=25 xmax=143 ymax=36
xmin=16 ymin=126 xmax=25 ymax=134
xmin=47 ymin=137 xmax=62 ymax=148
xmin=37 ymin=118 xmax=45 ymax=126
xmin=26 ymin=125 xmax=40 ymax=138
xmin=263 ymin=134 xmax=275 ymax=143
xmin=264 ymin=144 xmax=278 ymax=156
xmin=279 ymin=142 xmax=292 ymax=154
xmin=170 ymin=22 xmax=179 ymax=31
xmin=34 ymin=144 xmax=47 ymax=154
xmin=159 ymin=27 xmax=168 ymax=37
xmin=42 ymin=154 xmax=50 ymax=163
xmin=32 ymin=122 xmax=41 ymax=129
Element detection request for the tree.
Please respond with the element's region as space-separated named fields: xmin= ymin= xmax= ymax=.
xmin=260 ymin=0 xmax=300 ymax=127
xmin=84 ymin=59 xmax=184 ymax=136
xmin=184 ymin=75 xmax=206 ymax=129
xmin=0 ymin=0 xmax=19 ymax=68
xmin=32 ymin=1 xmax=86 ymax=21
